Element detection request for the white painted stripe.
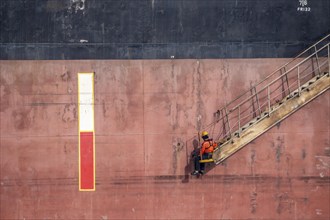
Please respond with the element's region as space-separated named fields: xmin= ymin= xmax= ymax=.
xmin=78 ymin=73 xmax=94 ymax=131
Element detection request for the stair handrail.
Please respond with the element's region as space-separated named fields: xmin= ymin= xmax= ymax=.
xmin=202 ymin=34 xmax=330 ymax=140
xmin=227 ymin=42 xmax=330 ymax=116
xmin=217 ymin=34 xmax=329 ymax=114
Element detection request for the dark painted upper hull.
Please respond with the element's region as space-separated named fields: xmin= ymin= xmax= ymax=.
xmin=1 ymin=0 xmax=329 ymax=59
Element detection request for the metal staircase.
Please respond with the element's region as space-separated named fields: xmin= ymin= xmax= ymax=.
xmin=205 ymin=34 xmax=330 ymax=165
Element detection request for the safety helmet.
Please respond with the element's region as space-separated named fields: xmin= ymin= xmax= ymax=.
xmin=201 ymin=131 xmax=208 ymax=137
xmin=201 ymin=131 xmax=209 ymax=139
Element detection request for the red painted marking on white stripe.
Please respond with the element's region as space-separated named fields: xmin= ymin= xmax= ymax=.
xmin=80 ymin=132 xmax=94 ymax=190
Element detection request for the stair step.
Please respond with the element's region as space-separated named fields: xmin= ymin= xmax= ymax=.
xmin=199 ymin=159 xmax=214 ymax=163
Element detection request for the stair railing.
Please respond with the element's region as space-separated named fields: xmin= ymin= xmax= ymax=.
xmin=204 ymin=35 xmax=330 ymax=144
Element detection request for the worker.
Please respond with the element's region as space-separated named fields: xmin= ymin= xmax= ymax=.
xmin=191 ymin=131 xmax=217 ymax=175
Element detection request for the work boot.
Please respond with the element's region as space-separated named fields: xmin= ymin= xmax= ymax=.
xmin=191 ymin=170 xmax=199 ymax=176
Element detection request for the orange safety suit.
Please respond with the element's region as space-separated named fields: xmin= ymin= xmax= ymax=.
xmin=200 ymin=139 xmax=216 ymax=157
